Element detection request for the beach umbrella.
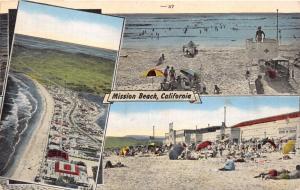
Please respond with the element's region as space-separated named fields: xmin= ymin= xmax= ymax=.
xmin=143 ymin=68 xmax=164 ymax=77
xmin=195 ymin=141 xmax=212 ymax=151
xmin=169 ymin=144 xmax=185 ymax=160
xmin=283 ymin=140 xmax=296 ymax=154
xmin=142 ymin=68 xmax=164 ymax=85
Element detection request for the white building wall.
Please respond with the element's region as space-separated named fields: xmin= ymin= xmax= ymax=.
xmin=239 ymin=117 xmax=299 ymax=140
xmin=202 ymin=131 xmax=218 ymax=141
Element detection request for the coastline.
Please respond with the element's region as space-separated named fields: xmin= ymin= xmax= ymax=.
xmin=8 ymin=78 xmax=54 ymax=181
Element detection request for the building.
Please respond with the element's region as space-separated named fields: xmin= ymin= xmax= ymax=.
xmin=164 ymin=112 xmax=300 ymax=145
xmin=47 ymin=149 xmax=69 ymax=161
xmin=43 ymin=160 xmax=89 ymax=188
xmin=55 ymin=161 xmax=80 ymax=176
xmin=164 ymin=122 xmax=221 ymax=145
xmin=232 ymin=111 xmax=300 ymax=141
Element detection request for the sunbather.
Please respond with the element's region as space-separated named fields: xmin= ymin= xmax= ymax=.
xmin=219 ymin=159 xmax=235 ymax=171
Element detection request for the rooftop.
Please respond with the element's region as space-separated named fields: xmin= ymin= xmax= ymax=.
xmin=232 ymin=111 xmax=300 ymax=128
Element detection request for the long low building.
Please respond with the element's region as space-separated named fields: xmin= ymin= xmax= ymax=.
xmin=164 ymin=111 xmax=300 ymax=145
xmin=164 ymin=123 xmax=221 ymax=145
xmin=232 ymin=111 xmax=300 ymax=141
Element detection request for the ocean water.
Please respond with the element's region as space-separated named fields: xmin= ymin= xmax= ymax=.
xmin=122 ymin=13 xmax=300 ymax=48
xmin=0 ymin=74 xmax=42 ymax=175
xmin=14 ymin=34 xmax=118 ymax=61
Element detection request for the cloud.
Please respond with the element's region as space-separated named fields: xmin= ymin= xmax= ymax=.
xmin=15 ymin=10 xmax=123 ymax=50
xmin=106 ymin=106 xmax=297 ymax=137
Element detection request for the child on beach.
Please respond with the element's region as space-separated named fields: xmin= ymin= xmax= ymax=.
xmin=169 ymin=67 xmax=176 ymax=81
xmin=164 ymin=66 xmax=170 ymax=80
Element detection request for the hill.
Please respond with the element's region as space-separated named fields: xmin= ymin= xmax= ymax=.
xmin=10 ymin=44 xmax=115 ymax=95
xmin=105 ymin=136 xmax=163 ymax=149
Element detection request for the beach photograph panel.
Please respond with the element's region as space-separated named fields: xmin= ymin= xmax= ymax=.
xmin=0 ymin=12 xmax=8 ymax=97
xmin=103 ymin=1 xmax=300 ymax=95
xmin=0 ymin=1 xmax=124 ymax=189
xmin=102 ymin=96 xmax=300 ymax=190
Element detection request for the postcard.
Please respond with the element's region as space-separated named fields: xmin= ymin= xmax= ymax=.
xmin=0 ymin=1 xmax=124 ymax=189
xmin=103 ymin=96 xmax=300 ymax=189
xmin=101 ymin=0 xmax=300 ymax=95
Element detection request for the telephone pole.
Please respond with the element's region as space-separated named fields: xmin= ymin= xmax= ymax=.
xmin=224 ymin=106 xmax=227 ymax=126
xmin=276 ymin=9 xmax=279 ymax=42
xmin=153 ymin=125 xmax=155 ymax=140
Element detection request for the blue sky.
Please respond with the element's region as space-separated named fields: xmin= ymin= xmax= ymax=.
xmin=19 ymin=1 xmax=123 ymax=29
xmin=106 ymin=96 xmax=299 ymax=136
xmin=16 ymin=1 xmax=124 ymax=50
xmin=110 ymin=96 xmax=300 ymax=113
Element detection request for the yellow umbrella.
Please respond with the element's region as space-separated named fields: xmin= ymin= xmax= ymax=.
xmin=142 ymin=68 xmax=164 ymax=85
xmin=142 ymin=68 xmax=164 ymax=77
xmin=283 ymin=140 xmax=296 ymax=154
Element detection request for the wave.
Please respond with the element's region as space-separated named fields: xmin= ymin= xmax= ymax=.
xmin=0 ymin=74 xmax=39 ymax=175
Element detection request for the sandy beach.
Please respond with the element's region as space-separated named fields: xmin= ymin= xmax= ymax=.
xmin=115 ymin=44 xmax=300 ymax=95
xmin=8 ymin=79 xmax=54 ymax=181
xmin=101 ymin=153 xmax=300 ymax=190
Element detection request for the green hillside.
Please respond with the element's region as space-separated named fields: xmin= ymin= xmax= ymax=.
xmin=105 ymin=137 xmax=149 ymax=149
xmin=11 ymin=45 xmax=115 ymax=95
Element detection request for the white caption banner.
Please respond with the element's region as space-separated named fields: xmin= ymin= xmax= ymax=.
xmin=103 ymin=91 xmax=201 ymax=104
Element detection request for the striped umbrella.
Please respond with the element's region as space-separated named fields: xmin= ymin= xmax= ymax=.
xmin=142 ymin=69 xmax=164 ymax=86
xmin=143 ymin=68 xmax=164 ymax=77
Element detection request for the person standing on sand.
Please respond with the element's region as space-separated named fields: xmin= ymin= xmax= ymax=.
xmin=256 ymin=26 xmax=265 ymax=43
xmin=164 ymin=66 xmax=170 ymax=80
xmin=169 ymin=67 xmax=176 ymax=81
xmin=255 ymin=75 xmax=264 ymax=94
xmin=201 ymin=86 xmax=208 ymax=94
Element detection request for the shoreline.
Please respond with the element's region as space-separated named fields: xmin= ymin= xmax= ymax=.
xmin=8 ymin=78 xmax=54 ymax=181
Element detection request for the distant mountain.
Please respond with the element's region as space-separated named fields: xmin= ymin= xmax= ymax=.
xmin=105 ymin=136 xmax=164 ymax=149
xmin=125 ymin=135 xmax=164 ymax=141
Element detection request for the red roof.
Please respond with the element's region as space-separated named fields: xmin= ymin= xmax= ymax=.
xmin=47 ymin=149 xmax=69 ymax=161
xmin=232 ymin=112 xmax=300 ymax=128
xmin=55 ymin=162 xmax=80 ymax=176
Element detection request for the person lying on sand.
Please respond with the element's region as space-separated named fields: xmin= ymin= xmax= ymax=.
xmin=254 ymin=169 xmax=286 ymax=179
xmin=279 ymin=155 xmax=292 ymax=160
xmin=219 ymin=159 xmax=235 ymax=171
xmin=234 ymin=158 xmax=246 ymax=162
xmin=105 ymin=161 xmax=126 ymax=169
xmin=214 ymin=85 xmax=221 ymax=94
xmin=254 ymin=166 xmax=300 ymax=180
